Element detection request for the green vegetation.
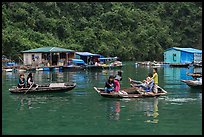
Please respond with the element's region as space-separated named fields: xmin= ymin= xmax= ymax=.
xmin=2 ymin=2 xmax=202 ymax=61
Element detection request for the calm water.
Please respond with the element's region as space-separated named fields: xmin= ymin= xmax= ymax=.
xmin=2 ymin=62 xmax=202 ymax=135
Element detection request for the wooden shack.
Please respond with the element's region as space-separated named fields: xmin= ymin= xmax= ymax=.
xmin=22 ymin=47 xmax=75 ymax=66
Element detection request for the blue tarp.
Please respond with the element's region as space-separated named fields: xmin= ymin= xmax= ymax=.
xmin=72 ymin=59 xmax=86 ymax=65
xmin=99 ymin=57 xmax=117 ymax=62
xmin=6 ymin=62 xmax=16 ymax=66
xmin=180 ymin=52 xmax=194 ymax=63
xmin=75 ymin=52 xmax=100 ymax=57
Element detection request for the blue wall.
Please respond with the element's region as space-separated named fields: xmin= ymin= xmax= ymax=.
xmin=164 ymin=49 xmax=181 ymax=63
xmin=164 ymin=49 xmax=195 ymax=64
xmin=180 ymin=52 xmax=194 ymax=63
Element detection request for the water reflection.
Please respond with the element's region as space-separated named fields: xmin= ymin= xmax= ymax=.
xmin=106 ymin=101 xmax=121 ymax=121
xmin=11 ymin=93 xmax=72 ymax=111
xmin=16 ymin=96 xmax=32 ymax=110
xmin=144 ymin=97 xmax=159 ymax=124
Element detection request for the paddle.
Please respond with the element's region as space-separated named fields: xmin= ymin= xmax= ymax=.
xmin=24 ymin=83 xmax=34 ymax=94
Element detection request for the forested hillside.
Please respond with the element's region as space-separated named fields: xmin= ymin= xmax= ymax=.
xmin=2 ymin=2 xmax=202 ymax=61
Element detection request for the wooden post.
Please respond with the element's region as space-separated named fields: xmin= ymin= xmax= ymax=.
xmin=50 ymin=52 xmax=52 ymax=66
xmin=58 ymin=53 xmax=60 ymax=66
xmin=68 ymin=52 xmax=69 ymax=65
xmin=65 ymin=52 xmax=68 ymax=66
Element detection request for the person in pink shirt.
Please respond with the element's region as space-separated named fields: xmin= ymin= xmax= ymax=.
xmin=114 ymin=77 xmax=121 ymax=92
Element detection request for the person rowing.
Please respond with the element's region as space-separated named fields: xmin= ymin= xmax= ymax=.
xmin=27 ymin=72 xmax=38 ymax=89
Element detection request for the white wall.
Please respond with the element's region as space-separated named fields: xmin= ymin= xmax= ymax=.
xmin=23 ymin=53 xmax=42 ymax=65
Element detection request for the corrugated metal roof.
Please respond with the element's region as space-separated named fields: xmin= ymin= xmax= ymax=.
xmin=75 ymin=52 xmax=100 ymax=56
xmin=22 ymin=47 xmax=74 ymax=53
xmin=165 ymin=47 xmax=202 ymax=54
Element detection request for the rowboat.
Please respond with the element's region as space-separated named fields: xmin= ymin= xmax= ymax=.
xmin=9 ymin=82 xmax=76 ymax=94
xmin=181 ymin=79 xmax=202 ymax=88
xmin=86 ymin=65 xmax=122 ymax=70
xmin=4 ymin=68 xmax=13 ymax=72
xmin=36 ymin=68 xmax=43 ymax=71
xmin=169 ymin=63 xmax=189 ymax=67
xmin=93 ymin=86 xmax=167 ymax=98
xmin=186 ymin=73 xmax=202 ymax=79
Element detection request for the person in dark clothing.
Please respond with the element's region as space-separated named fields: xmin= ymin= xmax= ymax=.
xmin=104 ymin=75 xmax=115 ymax=93
xmin=115 ymin=71 xmax=122 ymax=81
xmin=27 ymin=73 xmax=36 ymax=88
xmin=17 ymin=74 xmax=26 ymax=88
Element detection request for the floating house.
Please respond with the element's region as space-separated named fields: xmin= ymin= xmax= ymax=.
xmin=22 ymin=47 xmax=75 ymax=66
xmin=75 ymin=52 xmax=103 ymax=65
xmin=164 ymin=47 xmax=202 ymax=64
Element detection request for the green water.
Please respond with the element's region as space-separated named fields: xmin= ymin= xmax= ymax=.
xmin=2 ymin=62 xmax=202 ymax=135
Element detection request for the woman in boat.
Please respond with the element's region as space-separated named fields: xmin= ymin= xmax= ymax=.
xmin=114 ymin=76 xmax=121 ymax=92
xmin=27 ymin=72 xmax=37 ymax=88
xmin=17 ymin=73 xmax=26 ymax=88
xmin=104 ymin=75 xmax=115 ymax=93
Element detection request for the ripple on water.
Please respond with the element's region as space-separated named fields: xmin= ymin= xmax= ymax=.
xmin=165 ymin=97 xmax=197 ymax=103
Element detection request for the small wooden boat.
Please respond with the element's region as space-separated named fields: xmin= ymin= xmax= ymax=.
xmin=9 ymin=82 xmax=76 ymax=94
xmin=169 ymin=63 xmax=189 ymax=67
xmin=62 ymin=65 xmax=86 ymax=71
xmin=186 ymin=73 xmax=202 ymax=79
xmin=93 ymin=86 xmax=167 ymax=98
xmin=36 ymin=68 xmax=43 ymax=71
xmin=181 ymin=79 xmax=202 ymax=88
xmin=193 ymin=63 xmax=202 ymax=67
xmin=4 ymin=68 xmax=13 ymax=72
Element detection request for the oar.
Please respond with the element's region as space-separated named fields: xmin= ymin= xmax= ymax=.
xmin=24 ymin=83 xmax=34 ymax=94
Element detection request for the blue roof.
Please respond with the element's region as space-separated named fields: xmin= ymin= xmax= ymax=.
xmin=75 ymin=52 xmax=100 ymax=56
xmin=165 ymin=47 xmax=202 ymax=54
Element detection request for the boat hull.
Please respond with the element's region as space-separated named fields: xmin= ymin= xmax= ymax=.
xmin=181 ymin=80 xmax=202 ymax=89
xmin=93 ymin=87 xmax=167 ymax=98
xmin=9 ymin=82 xmax=76 ymax=94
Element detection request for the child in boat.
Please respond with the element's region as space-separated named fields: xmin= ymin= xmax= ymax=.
xmin=115 ymin=71 xmax=122 ymax=81
xmin=17 ymin=73 xmax=26 ymax=88
xmin=105 ymin=75 xmax=115 ymax=93
xmin=152 ymin=68 xmax=158 ymax=93
xmin=135 ymin=73 xmax=155 ymax=93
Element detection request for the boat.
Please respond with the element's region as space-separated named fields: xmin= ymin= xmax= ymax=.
xmin=193 ymin=63 xmax=202 ymax=67
xmin=181 ymin=79 xmax=202 ymax=88
xmin=9 ymin=82 xmax=76 ymax=94
xmin=93 ymin=86 xmax=167 ymax=98
xmin=186 ymin=72 xmax=202 ymax=79
xmin=62 ymin=65 xmax=86 ymax=71
xmin=17 ymin=69 xmax=26 ymax=72
xmin=86 ymin=64 xmax=122 ymax=70
xmin=86 ymin=57 xmax=123 ymax=70
xmin=36 ymin=68 xmax=43 ymax=71
xmin=4 ymin=68 xmax=13 ymax=72
xmin=169 ymin=63 xmax=189 ymax=67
